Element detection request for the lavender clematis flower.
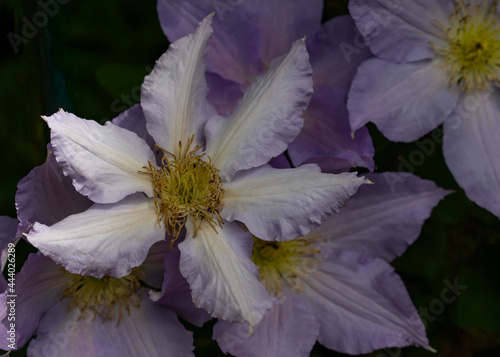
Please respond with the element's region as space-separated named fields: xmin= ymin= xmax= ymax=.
xmin=26 ymin=16 xmax=367 ymax=328
xmin=157 ymin=0 xmax=375 ymax=171
xmin=213 ymin=173 xmax=450 ymax=356
xmin=0 ymin=242 xmax=196 ymax=356
xmin=348 ymin=0 xmax=500 ymax=217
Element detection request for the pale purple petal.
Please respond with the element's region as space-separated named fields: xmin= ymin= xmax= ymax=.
xmin=310 ymin=172 xmax=450 ymax=261
xmin=154 ymin=240 xmax=211 ymax=327
xmin=443 ymin=90 xmax=500 ymax=218
xmin=206 ymin=71 xmax=243 ymax=116
xmin=308 ymin=15 xmax=373 ymax=90
xmin=205 ymin=39 xmax=313 ymax=180
xmin=0 ymin=254 xmax=68 ymax=350
xmin=140 ymin=241 xmax=168 ymax=289
xmin=289 ymin=85 xmax=374 ymax=172
xmin=213 ymin=293 xmax=320 ymax=357
xmin=28 ymin=301 xmax=95 ymax=357
xmin=16 ymin=146 xmax=92 ymax=227
xmin=157 ymin=0 xmax=261 ymax=84
xmin=251 ymin=0 xmax=322 ymax=64
xmin=45 ymin=109 xmax=156 ymax=204
xmin=349 ymin=0 xmax=449 ymax=62
xmin=305 ymin=250 xmax=429 ymax=354
xmin=27 ymin=194 xmax=164 ymax=278
xmin=348 ymin=58 xmax=460 ymax=142
xmin=178 ymin=219 xmax=273 ymax=327
xmin=93 ymin=292 xmax=194 ymax=356
xmin=142 ymin=15 xmax=216 ymax=155
xmin=222 ymin=164 xmax=367 ymax=241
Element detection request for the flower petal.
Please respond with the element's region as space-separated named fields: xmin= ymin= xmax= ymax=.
xmin=93 ymin=293 xmax=194 ymax=356
xmin=45 ymin=109 xmax=156 ymax=204
xmin=141 ymin=14 xmax=216 ymax=155
xmin=349 ymin=0 xmax=449 ymax=62
xmin=308 ymin=15 xmax=373 ymax=90
xmin=443 ymin=90 xmax=500 ymax=218
xmin=0 ymin=254 xmax=68 ymax=350
xmin=348 ymin=58 xmax=460 ymax=142
xmin=16 ymin=146 xmax=92 ymax=227
xmin=310 ymin=172 xmax=450 ymax=261
xmin=27 ymin=194 xmax=164 ymax=278
xmin=213 ymin=293 xmax=320 ymax=357
xmin=157 ymin=0 xmax=261 ymax=84
xmin=305 ymin=250 xmax=429 ymax=354
xmin=288 ymin=85 xmax=375 ymax=172
xmin=206 ymin=72 xmax=243 ymax=116
xmin=178 ymin=219 xmax=273 ymax=327
xmin=112 ymin=104 xmax=157 ymax=151
xmin=205 ymin=39 xmax=313 ymax=179
xmin=222 ymin=164 xmax=367 ymax=241
xmin=154 ymin=240 xmax=212 ymax=327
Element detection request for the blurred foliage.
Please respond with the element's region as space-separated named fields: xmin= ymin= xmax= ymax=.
xmin=1 ymin=0 xmax=499 ymax=356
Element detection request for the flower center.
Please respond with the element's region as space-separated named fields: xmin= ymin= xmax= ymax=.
xmin=62 ymin=269 xmax=142 ymax=323
xmin=145 ymin=136 xmax=224 ymax=248
xmin=251 ymin=236 xmax=322 ymax=297
xmin=434 ymin=1 xmax=500 ymax=91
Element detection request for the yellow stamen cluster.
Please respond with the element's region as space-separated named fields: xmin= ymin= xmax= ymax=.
xmin=251 ymin=236 xmax=322 ymax=297
xmin=434 ymin=1 xmax=500 ymax=91
xmin=62 ymin=269 xmax=142 ymax=324
xmin=145 ymin=136 xmax=224 ymax=248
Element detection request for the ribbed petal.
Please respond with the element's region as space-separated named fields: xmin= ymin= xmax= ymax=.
xmin=141 ymin=14 xmax=216 ymax=155
xmin=27 ymin=194 xmax=164 ymax=278
xmin=157 ymin=0 xmax=261 ymax=84
xmin=348 ymin=58 xmax=459 ymax=142
xmin=213 ymin=293 xmax=320 ymax=357
xmin=178 ymin=219 xmax=273 ymax=327
xmin=305 ymin=251 xmax=429 ymax=354
xmin=0 ymin=254 xmax=68 ymax=350
xmin=222 ymin=164 xmax=367 ymax=241
xmin=112 ymin=104 xmax=157 ymax=152
xmin=310 ymin=172 xmax=450 ymax=261
xmin=308 ymin=15 xmax=372 ymax=90
xmin=288 ymin=85 xmax=374 ymax=172
xmin=349 ymin=0 xmax=450 ymax=62
xmin=443 ymin=91 xmax=500 ymax=218
xmin=16 ymin=146 xmax=92 ymax=227
xmin=205 ymin=39 xmax=313 ymax=180
xmin=45 ymin=109 xmax=156 ymax=204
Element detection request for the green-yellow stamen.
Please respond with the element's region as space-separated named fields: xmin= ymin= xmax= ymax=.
xmin=145 ymin=136 xmax=224 ymax=248
xmin=251 ymin=236 xmax=323 ymax=297
xmin=434 ymin=1 xmax=500 ymax=91
xmin=62 ymin=269 xmax=142 ymax=324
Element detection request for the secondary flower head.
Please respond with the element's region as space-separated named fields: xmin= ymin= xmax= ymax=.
xmin=157 ymin=0 xmax=375 ymax=172
xmin=26 ymin=15 xmax=367 ymax=328
xmin=348 ymin=0 xmax=500 ymax=218
xmin=214 ymin=173 xmax=450 ymax=356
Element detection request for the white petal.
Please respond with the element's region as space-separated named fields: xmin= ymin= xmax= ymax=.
xmin=141 ymin=15 xmax=216 ymax=155
xmin=221 ymin=165 xmax=367 ymax=241
xmin=45 ymin=109 xmax=156 ymax=204
xmin=27 ymin=194 xmax=164 ymax=278
xmin=178 ymin=219 xmax=273 ymax=327
xmin=205 ymin=39 xmax=313 ymax=180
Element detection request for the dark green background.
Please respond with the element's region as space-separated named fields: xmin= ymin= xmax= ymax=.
xmin=1 ymin=0 xmax=499 ymax=356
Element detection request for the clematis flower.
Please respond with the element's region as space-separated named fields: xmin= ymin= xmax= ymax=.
xmin=348 ymin=0 xmax=500 ymax=217
xmin=0 ymin=243 xmax=196 ymax=357
xmin=157 ymin=0 xmax=375 ymax=172
xmin=213 ymin=172 xmax=450 ymax=356
xmin=26 ymin=15 xmax=367 ymax=328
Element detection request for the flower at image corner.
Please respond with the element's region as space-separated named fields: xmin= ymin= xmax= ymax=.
xmin=348 ymin=0 xmax=500 ymax=218
xmin=26 ymin=15 xmax=367 ymax=328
